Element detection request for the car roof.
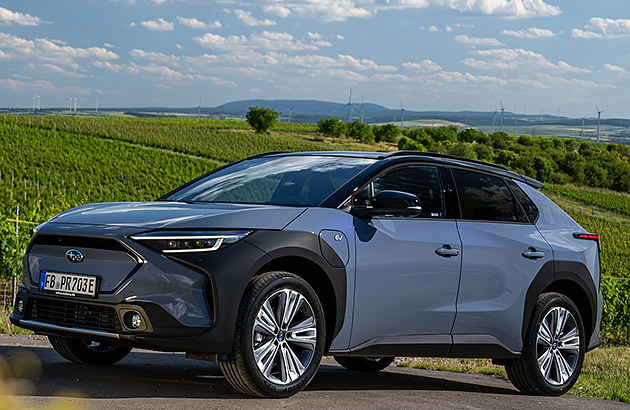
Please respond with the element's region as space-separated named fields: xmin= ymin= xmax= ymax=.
xmin=255 ymin=151 xmax=544 ymax=189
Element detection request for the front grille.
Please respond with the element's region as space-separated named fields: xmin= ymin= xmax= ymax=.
xmin=30 ymin=298 xmax=121 ymax=332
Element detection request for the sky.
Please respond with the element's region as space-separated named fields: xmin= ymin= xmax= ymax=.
xmin=1 ymin=0 xmax=629 ymax=117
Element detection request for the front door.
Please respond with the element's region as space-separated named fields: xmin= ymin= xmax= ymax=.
xmin=350 ymin=164 xmax=462 ymax=351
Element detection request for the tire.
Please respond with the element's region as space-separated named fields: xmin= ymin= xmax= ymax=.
xmin=48 ymin=336 xmax=132 ymax=365
xmin=505 ymin=292 xmax=585 ymax=396
xmin=334 ymin=356 xmax=395 ymax=372
xmin=219 ymin=271 xmax=326 ymax=397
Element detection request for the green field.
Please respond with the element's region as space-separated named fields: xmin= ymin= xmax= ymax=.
xmin=0 ymin=115 xmax=628 ymax=345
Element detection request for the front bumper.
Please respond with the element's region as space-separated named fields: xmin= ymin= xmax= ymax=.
xmin=13 ymin=223 xmax=272 ymax=354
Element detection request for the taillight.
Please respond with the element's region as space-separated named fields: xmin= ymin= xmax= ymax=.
xmin=573 ymin=232 xmax=601 ymax=251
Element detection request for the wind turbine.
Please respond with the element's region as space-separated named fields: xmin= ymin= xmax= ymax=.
xmin=343 ymin=89 xmax=353 ymax=123
xmin=499 ymin=100 xmax=505 ymax=132
xmin=286 ymin=105 xmax=295 ymax=123
xmin=595 ymin=105 xmax=604 ymax=142
xmin=399 ymin=99 xmax=405 ymax=128
xmin=197 ymin=96 xmax=202 ymax=119
xmin=580 ymin=116 xmax=586 ymax=138
xmin=68 ymin=97 xmax=73 ymax=113
xmin=539 ymin=106 xmax=544 ymax=122
xmin=492 ymin=109 xmax=498 ymax=133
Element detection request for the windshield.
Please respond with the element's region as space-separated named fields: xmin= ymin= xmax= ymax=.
xmin=164 ymin=155 xmax=375 ymax=206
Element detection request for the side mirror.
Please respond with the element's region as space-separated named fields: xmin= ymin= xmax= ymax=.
xmin=351 ymin=190 xmax=422 ymax=218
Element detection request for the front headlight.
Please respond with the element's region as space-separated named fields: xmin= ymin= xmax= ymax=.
xmin=33 ymin=222 xmax=46 ymax=235
xmin=130 ymin=230 xmax=252 ymax=254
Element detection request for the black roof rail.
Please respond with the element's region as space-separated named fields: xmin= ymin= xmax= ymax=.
xmin=384 ymin=150 xmax=510 ymax=171
xmin=384 ymin=150 xmax=544 ymax=189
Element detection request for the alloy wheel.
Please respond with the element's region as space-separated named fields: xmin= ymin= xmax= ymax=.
xmin=536 ymin=306 xmax=581 ymax=386
xmin=252 ymin=288 xmax=318 ymax=385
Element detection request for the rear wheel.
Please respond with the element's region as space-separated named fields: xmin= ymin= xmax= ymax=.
xmin=505 ymin=292 xmax=585 ymax=396
xmin=334 ymin=356 xmax=395 ymax=372
xmin=219 ymin=271 xmax=326 ymax=397
xmin=48 ymin=336 xmax=132 ymax=365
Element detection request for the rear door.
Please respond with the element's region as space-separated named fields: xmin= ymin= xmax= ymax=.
xmin=449 ymin=168 xmax=552 ymax=354
xmin=350 ymin=164 xmax=462 ymax=351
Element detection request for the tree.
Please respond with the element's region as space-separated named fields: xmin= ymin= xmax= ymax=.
xmin=373 ymin=123 xmax=401 ymax=143
xmin=317 ymin=118 xmax=346 ymax=138
xmin=246 ymin=106 xmax=278 ymax=133
xmin=347 ymin=121 xmax=375 ymax=144
xmin=449 ymin=142 xmax=478 ymax=160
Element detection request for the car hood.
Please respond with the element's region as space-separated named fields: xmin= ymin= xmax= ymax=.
xmin=47 ymin=201 xmax=307 ymax=230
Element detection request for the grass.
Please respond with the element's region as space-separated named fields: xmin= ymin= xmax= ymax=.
xmin=0 ymin=308 xmax=31 ymax=335
xmin=395 ymin=347 xmax=630 ymax=403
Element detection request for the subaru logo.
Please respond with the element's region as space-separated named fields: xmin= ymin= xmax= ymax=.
xmin=65 ymin=249 xmax=84 ymax=263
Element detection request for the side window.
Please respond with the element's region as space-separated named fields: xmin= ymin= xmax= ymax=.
xmin=354 ymin=165 xmax=445 ymax=218
xmin=452 ymin=169 xmax=521 ymax=222
xmin=506 ymin=179 xmax=539 ymax=223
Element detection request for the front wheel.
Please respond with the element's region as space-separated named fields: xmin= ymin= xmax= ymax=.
xmin=48 ymin=336 xmax=132 ymax=365
xmin=219 ymin=271 xmax=326 ymax=397
xmin=506 ymin=292 xmax=585 ymax=396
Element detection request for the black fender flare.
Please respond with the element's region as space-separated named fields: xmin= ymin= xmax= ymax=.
xmin=244 ymin=230 xmax=347 ymax=339
xmin=522 ymin=260 xmax=597 ymax=341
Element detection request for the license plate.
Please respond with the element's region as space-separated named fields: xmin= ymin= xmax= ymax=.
xmin=39 ymin=271 xmax=98 ymax=298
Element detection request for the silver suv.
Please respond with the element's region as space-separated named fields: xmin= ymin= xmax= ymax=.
xmin=12 ymin=151 xmax=601 ymax=397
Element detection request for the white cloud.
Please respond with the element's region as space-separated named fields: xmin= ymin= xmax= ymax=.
xmin=130 ymin=49 xmax=181 ymax=65
xmin=0 ymin=6 xmax=45 ymax=26
xmin=420 ymin=25 xmax=441 ymax=32
xmin=140 ymin=18 xmax=174 ymax=31
xmin=232 ymin=9 xmax=276 ymax=26
xmin=604 ymin=63 xmax=626 ymax=74
xmin=263 ymin=5 xmax=292 ymax=18
xmin=151 ymin=0 xmax=168 ymax=4
xmin=402 ymin=59 xmax=443 ymax=72
xmin=195 ymin=31 xmax=320 ymax=52
xmin=307 ymin=32 xmax=322 ymax=40
xmin=337 ymin=54 xmax=397 ymax=72
xmin=462 ymin=48 xmax=590 ymax=74
xmin=501 ymin=27 xmax=555 ymax=38
xmin=337 ymin=34 xmax=344 ymax=40
xmin=176 ymin=16 xmax=221 ymax=30
xmin=0 ymin=32 xmax=119 ymax=70
xmin=232 ymin=0 xmax=561 ymax=22
xmin=26 ymin=62 xmax=90 ymax=78
xmin=454 ymin=35 xmax=504 ymax=46
xmin=95 ymin=59 xmax=237 ymax=88
xmin=103 ymin=42 xmax=116 ymax=48
xmin=572 ymin=18 xmax=630 ymax=39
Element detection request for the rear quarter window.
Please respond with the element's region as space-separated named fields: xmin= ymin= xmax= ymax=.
xmin=506 ymin=179 xmax=540 ymax=223
xmin=452 ymin=168 xmax=522 ymax=222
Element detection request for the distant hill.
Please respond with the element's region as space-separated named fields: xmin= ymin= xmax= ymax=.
xmin=5 ymin=98 xmax=630 ymax=130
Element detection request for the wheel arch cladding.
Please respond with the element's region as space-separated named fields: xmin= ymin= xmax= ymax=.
xmin=244 ymin=231 xmax=347 ymax=351
xmin=523 ymin=260 xmax=597 ymax=342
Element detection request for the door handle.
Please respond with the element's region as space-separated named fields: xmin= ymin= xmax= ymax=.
xmin=436 ymin=245 xmax=460 ymax=257
xmin=522 ymin=248 xmax=545 ymax=260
